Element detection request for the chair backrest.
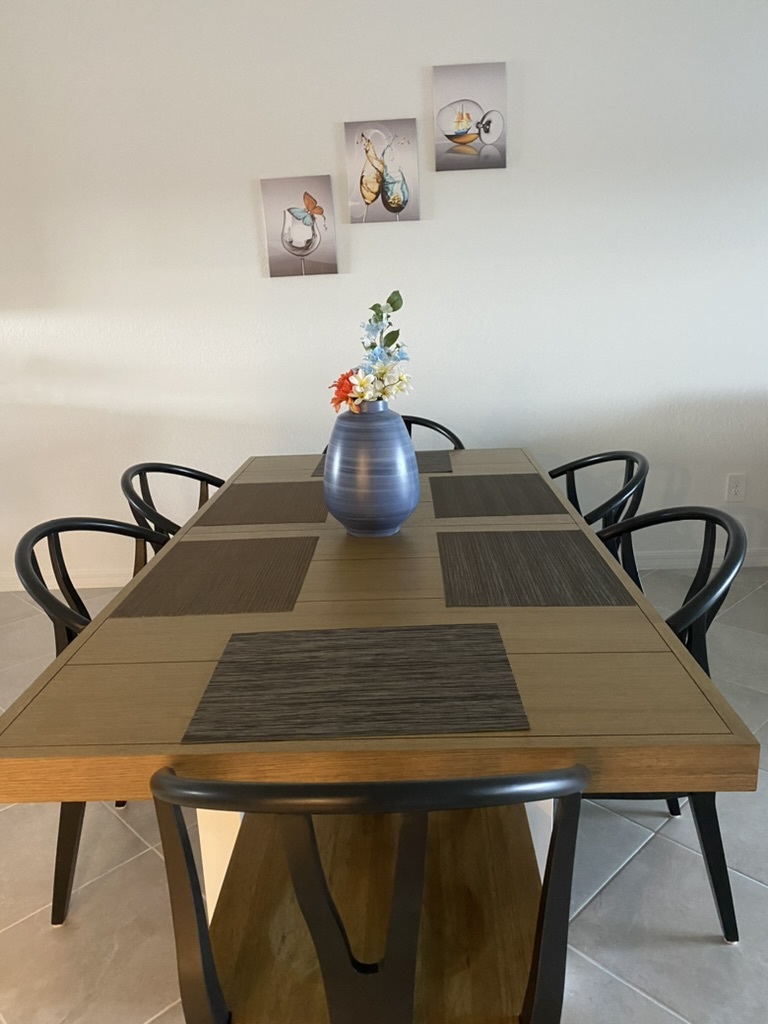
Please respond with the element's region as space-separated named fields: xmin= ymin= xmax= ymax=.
xmin=120 ymin=462 xmax=224 ymax=540
xmin=151 ymin=764 xmax=589 ymax=1024
xmin=401 ymin=415 xmax=465 ymax=449
xmin=598 ymin=506 xmax=747 ymax=673
xmin=548 ymin=451 xmax=649 ymax=530
xmin=14 ymin=517 xmax=168 ymax=655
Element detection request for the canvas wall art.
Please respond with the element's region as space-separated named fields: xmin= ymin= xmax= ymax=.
xmin=344 ymin=119 xmax=420 ymax=223
xmin=432 ymin=62 xmax=507 ymax=171
xmin=260 ymin=175 xmax=338 ymax=277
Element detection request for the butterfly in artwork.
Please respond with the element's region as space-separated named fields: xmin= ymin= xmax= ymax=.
xmin=288 ymin=192 xmax=324 ymax=226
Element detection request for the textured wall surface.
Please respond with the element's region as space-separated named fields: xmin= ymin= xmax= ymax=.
xmin=2 ymin=0 xmax=767 ymax=585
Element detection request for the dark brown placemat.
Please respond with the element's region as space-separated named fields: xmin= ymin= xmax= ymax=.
xmin=437 ymin=531 xmax=635 ymax=607
xmin=114 ymin=537 xmax=318 ymax=617
xmin=430 ymin=474 xmax=566 ymax=517
xmin=182 ymin=623 xmax=528 ymax=743
xmin=312 ymin=450 xmax=453 ymax=477
xmin=195 ymin=481 xmax=327 ymax=525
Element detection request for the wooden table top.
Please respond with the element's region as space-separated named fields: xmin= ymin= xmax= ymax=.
xmin=0 ymin=448 xmax=758 ymax=802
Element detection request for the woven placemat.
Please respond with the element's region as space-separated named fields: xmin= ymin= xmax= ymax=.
xmin=312 ymin=449 xmax=453 ymax=478
xmin=437 ymin=530 xmax=635 ymax=607
xmin=114 ymin=537 xmax=318 ymax=617
xmin=430 ymin=474 xmax=566 ymax=517
xmin=195 ymin=481 xmax=327 ymax=525
xmin=182 ymin=623 xmax=528 ymax=743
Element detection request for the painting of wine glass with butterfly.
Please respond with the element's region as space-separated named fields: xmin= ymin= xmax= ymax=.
xmin=260 ymin=175 xmax=338 ymax=277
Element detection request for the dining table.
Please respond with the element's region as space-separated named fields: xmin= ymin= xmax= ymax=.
xmin=0 ymin=446 xmax=759 ymax=1023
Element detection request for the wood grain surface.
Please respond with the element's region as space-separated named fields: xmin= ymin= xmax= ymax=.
xmin=0 ymin=448 xmax=758 ymax=804
xmin=209 ymin=804 xmax=540 ymax=1024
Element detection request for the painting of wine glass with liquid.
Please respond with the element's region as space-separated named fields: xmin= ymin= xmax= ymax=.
xmin=344 ymin=119 xmax=420 ymax=224
xmin=260 ymin=174 xmax=338 ymax=277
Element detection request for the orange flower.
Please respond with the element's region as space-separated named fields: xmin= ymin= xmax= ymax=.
xmin=329 ymin=369 xmax=359 ymax=413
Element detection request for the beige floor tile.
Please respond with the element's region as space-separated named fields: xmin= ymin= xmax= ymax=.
xmin=589 ymin=797 xmax=682 ymax=831
xmin=0 ymin=802 xmax=149 ymax=930
xmin=658 ymin=770 xmax=768 ymax=887
xmin=706 ymin=621 xmax=768 ymax=694
xmin=0 ymin=615 xmax=54 ymax=675
xmin=718 ymin=586 xmax=768 ymax=635
xmin=106 ymin=800 xmax=196 ymax=850
xmin=641 ymin=568 xmax=768 ymax=617
xmin=0 ymin=655 xmax=54 ymax=711
xmin=711 ymin=677 xmax=768 ymax=733
xmin=0 ymin=594 xmax=41 ymax=628
xmin=563 ymin=949 xmax=691 ymax=1023
xmin=0 ymin=851 xmax=179 ymax=1024
xmin=146 ymin=1004 xmax=184 ymax=1024
xmin=570 ymin=834 xmax=768 ymax=1024
xmin=571 ymin=802 xmax=653 ymax=916
xmin=756 ymin=721 xmax=768 ymax=770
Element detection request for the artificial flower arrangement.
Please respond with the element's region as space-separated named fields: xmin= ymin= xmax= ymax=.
xmin=330 ymin=290 xmax=412 ymax=413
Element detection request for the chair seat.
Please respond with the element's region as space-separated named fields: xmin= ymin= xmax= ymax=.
xmin=210 ymin=806 xmax=540 ymax=1024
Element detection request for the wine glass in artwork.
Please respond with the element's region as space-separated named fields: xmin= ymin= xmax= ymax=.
xmin=358 ymin=132 xmax=384 ymax=223
xmin=436 ymin=98 xmax=504 ymax=151
xmin=280 ymin=192 xmax=326 ymax=275
xmin=380 ymin=162 xmax=410 ymax=221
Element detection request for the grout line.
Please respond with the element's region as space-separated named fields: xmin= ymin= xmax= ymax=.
xmin=142 ymin=1000 xmax=181 ymax=1024
xmin=567 ymin=947 xmax=695 ymax=1023
xmin=654 ymin=830 xmax=768 ymax=891
xmin=101 ymin=801 xmax=155 ymax=850
xmin=0 ymin=847 xmax=156 ymax=936
xmin=569 ymin=829 xmax=656 ymax=923
xmin=587 ymin=797 xmax=675 ymax=833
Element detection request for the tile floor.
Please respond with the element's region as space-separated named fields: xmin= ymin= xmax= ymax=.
xmin=0 ymin=571 xmax=766 ymax=1023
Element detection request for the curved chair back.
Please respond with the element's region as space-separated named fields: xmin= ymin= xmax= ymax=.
xmin=152 ymin=764 xmax=589 ymax=1024
xmin=121 ymin=462 xmax=224 ymax=541
xmin=548 ymin=451 xmax=649 ymax=529
xmin=401 ymin=415 xmax=465 ymax=449
xmin=15 ymin=517 xmax=168 ymax=655
xmin=599 ymin=506 xmax=746 ymax=673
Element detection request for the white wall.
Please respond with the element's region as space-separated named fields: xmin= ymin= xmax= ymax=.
xmin=2 ymin=0 xmax=767 ymax=587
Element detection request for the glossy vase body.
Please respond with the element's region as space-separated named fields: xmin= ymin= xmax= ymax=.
xmin=324 ymin=401 xmax=420 ymax=537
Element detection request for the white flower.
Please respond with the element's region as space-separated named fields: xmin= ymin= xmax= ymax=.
xmin=349 ymin=371 xmax=377 ymax=404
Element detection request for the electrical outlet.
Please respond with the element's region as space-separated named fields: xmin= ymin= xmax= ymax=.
xmin=726 ymin=473 xmax=746 ymax=502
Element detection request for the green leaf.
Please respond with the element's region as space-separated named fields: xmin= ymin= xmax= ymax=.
xmin=383 ymin=329 xmax=400 ymax=346
xmin=369 ymin=303 xmax=382 ymax=316
xmin=386 ymin=290 xmax=403 ymax=311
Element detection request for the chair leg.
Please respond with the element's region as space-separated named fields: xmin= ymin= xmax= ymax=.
xmin=52 ymin=802 xmax=86 ymax=925
xmin=689 ymin=792 xmax=738 ymax=943
xmin=115 ymin=801 xmax=127 ymax=808
xmin=666 ymin=798 xmax=682 ymax=817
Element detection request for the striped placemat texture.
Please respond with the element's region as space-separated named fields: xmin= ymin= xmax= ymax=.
xmin=113 ymin=537 xmax=318 ymax=616
xmin=182 ymin=623 xmax=529 ymax=743
xmin=430 ymin=474 xmax=566 ymax=517
xmin=437 ymin=530 xmax=636 ymax=607
xmin=195 ymin=481 xmax=327 ymax=525
xmin=312 ymin=449 xmax=453 ymax=478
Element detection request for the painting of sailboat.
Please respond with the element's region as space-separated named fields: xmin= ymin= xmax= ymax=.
xmin=433 ymin=62 xmax=507 ymax=171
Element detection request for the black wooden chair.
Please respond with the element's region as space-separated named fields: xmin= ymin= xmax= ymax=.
xmin=595 ymin=506 xmax=747 ymax=943
xmin=14 ymin=517 xmax=168 ymax=924
xmin=401 ymin=415 xmax=465 ymax=449
xmin=121 ymin=462 xmax=224 ymax=542
xmin=548 ymin=451 xmax=649 ymax=528
xmin=151 ymin=764 xmax=589 ymax=1024
xmin=549 ymin=451 xmax=649 ymax=585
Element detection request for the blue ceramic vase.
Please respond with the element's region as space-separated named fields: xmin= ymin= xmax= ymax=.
xmin=323 ymin=400 xmax=420 ymax=537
